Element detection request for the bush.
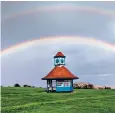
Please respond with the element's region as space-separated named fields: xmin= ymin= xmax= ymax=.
xmin=73 ymin=82 xmax=94 ymax=89
xmin=23 ymin=84 xmax=31 ymax=87
xmin=14 ymin=83 xmax=20 ymax=87
xmin=105 ymin=86 xmax=111 ymax=89
xmin=23 ymin=85 xmax=28 ymax=87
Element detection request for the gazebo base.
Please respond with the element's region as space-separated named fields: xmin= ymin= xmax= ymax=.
xmin=45 ymin=88 xmax=73 ymax=93
xmin=46 ymin=90 xmax=73 ymax=93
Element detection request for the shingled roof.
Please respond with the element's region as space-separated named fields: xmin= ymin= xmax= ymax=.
xmin=42 ymin=66 xmax=79 ymax=80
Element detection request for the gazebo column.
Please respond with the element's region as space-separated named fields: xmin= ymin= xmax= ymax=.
xmin=51 ymin=80 xmax=53 ymax=92
xmin=47 ymin=80 xmax=53 ymax=92
xmin=72 ymin=80 xmax=73 ymax=87
xmin=50 ymin=80 xmax=53 ymax=92
xmin=47 ymin=80 xmax=49 ymax=92
xmin=71 ymin=80 xmax=73 ymax=92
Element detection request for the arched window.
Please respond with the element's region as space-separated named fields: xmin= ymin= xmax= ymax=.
xmin=61 ymin=59 xmax=64 ymax=63
xmin=56 ymin=59 xmax=59 ymax=63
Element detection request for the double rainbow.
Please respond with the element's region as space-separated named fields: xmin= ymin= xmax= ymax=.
xmin=1 ymin=36 xmax=115 ymax=56
xmin=1 ymin=3 xmax=115 ymax=56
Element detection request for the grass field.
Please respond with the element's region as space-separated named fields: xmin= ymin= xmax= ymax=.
xmin=1 ymin=87 xmax=115 ymax=113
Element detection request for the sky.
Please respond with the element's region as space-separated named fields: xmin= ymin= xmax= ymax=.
xmin=1 ymin=1 xmax=115 ymax=87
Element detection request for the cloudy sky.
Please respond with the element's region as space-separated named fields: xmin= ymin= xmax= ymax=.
xmin=1 ymin=1 xmax=115 ymax=87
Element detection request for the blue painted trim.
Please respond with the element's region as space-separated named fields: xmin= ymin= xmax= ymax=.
xmin=56 ymin=86 xmax=73 ymax=92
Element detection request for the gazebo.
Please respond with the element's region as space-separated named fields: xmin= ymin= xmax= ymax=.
xmin=42 ymin=52 xmax=79 ymax=92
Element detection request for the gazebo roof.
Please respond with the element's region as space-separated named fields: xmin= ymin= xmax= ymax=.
xmin=54 ymin=52 xmax=65 ymax=58
xmin=42 ymin=66 xmax=79 ymax=80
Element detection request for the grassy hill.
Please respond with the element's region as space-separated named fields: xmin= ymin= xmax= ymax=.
xmin=1 ymin=87 xmax=115 ymax=113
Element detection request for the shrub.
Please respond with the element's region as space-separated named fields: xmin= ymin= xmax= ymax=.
xmin=23 ymin=84 xmax=31 ymax=87
xmin=73 ymin=82 xmax=94 ymax=89
xmin=14 ymin=83 xmax=20 ymax=87
xmin=105 ymin=86 xmax=111 ymax=89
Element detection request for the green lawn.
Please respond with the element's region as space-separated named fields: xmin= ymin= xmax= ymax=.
xmin=1 ymin=87 xmax=115 ymax=113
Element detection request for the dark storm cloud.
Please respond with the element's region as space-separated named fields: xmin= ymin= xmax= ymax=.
xmin=1 ymin=2 xmax=115 ymax=86
xmin=1 ymin=2 xmax=115 ymax=49
xmin=1 ymin=44 xmax=115 ymax=86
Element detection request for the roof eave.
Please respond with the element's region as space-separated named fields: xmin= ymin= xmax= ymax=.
xmin=42 ymin=77 xmax=79 ymax=80
xmin=54 ymin=56 xmax=66 ymax=58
